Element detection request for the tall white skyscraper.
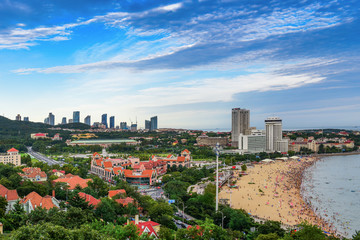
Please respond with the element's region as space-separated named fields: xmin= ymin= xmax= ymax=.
xmin=231 ymin=108 xmax=250 ymax=147
xmin=265 ymin=117 xmax=288 ymax=152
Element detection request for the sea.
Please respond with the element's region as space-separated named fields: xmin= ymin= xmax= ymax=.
xmin=301 ymin=154 xmax=360 ymax=238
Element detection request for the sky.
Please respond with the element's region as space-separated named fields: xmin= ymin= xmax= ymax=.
xmin=1 ymin=0 xmax=360 ymax=130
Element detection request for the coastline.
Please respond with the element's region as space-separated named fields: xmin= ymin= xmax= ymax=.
xmin=219 ymin=157 xmax=338 ymax=236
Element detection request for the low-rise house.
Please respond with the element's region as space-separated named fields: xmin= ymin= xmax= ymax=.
xmin=20 ymin=191 xmax=60 ymax=213
xmin=30 ymin=133 xmax=49 ymax=139
xmin=115 ymin=197 xmax=135 ymax=206
xmin=0 ymin=184 xmax=20 ymax=213
xmin=52 ymin=169 xmax=65 ymax=177
xmin=126 ymin=215 xmax=160 ymax=239
xmin=19 ymin=167 xmax=47 ymax=182
xmin=52 ymin=133 xmax=62 ymax=141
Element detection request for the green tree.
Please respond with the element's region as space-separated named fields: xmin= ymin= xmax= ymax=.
xmin=0 ymin=196 xmax=8 ymax=218
xmin=256 ymin=233 xmax=279 ymax=240
xmin=257 ymin=220 xmax=285 ymax=237
xmin=353 ymin=230 xmax=360 ymax=240
xmin=293 ymin=222 xmax=326 ymax=240
xmin=95 ymin=198 xmax=117 ymax=223
xmin=67 ymin=193 xmax=94 ymax=210
xmin=87 ymin=175 xmax=109 ymax=198
xmin=241 ymin=164 xmax=247 ymax=172
xmin=158 ymin=226 xmax=174 ymax=240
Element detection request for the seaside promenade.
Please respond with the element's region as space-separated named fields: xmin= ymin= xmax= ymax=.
xmin=219 ymin=157 xmax=338 ymax=235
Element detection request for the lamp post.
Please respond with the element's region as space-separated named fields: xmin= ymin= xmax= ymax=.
xmin=216 ymin=142 xmax=219 ymax=211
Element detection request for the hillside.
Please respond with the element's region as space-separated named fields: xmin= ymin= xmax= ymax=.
xmin=0 ymin=116 xmax=89 ymax=139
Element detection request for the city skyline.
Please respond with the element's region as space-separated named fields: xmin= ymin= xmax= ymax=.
xmin=1 ymin=0 xmax=360 ymax=129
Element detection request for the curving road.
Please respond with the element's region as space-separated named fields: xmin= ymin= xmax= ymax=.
xmin=27 ymin=147 xmax=63 ymax=166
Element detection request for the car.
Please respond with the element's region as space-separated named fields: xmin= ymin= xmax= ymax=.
xmin=157 ymin=186 xmax=161 ymax=189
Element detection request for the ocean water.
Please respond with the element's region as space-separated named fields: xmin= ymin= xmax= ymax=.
xmin=301 ymin=155 xmax=360 ymax=238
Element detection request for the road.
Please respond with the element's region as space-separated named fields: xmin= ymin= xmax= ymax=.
xmin=27 ymin=147 xmax=64 ymax=166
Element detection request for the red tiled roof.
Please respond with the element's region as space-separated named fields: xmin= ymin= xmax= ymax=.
xmin=78 ymin=192 xmax=101 ymax=208
xmin=20 ymin=191 xmax=58 ymax=210
xmin=112 ymin=167 xmax=123 ymax=175
xmin=182 ymin=149 xmax=190 ymax=153
xmin=115 ymin=197 xmax=134 ymax=206
xmin=108 ymin=189 xmax=126 ymax=198
xmin=0 ymin=184 xmax=19 ymax=201
xmin=176 ymin=156 xmax=185 ymax=162
xmin=103 ymin=161 xmax=113 ymax=168
xmin=34 ymin=133 xmax=47 ymax=137
xmin=21 ymin=167 xmax=47 ymax=179
xmin=127 ymin=221 xmax=159 ymax=238
xmin=7 ymin=148 xmax=19 ymax=153
xmin=53 ymin=175 xmax=92 ymax=190
xmin=96 ymin=159 xmax=103 ymax=166
xmin=167 ymin=154 xmax=173 ymax=158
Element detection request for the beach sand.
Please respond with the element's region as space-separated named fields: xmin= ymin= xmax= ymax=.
xmin=219 ymin=157 xmax=335 ymax=233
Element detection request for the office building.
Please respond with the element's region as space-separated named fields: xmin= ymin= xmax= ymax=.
xmin=61 ymin=117 xmax=67 ymax=125
xmin=120 ymin=122 xmax=127 ymax=130
xmin=231 ymin=108 xmax=250 ymax=148
xmin=145 ymin=120 xmax=151 ymax=130
xmin=101 ymin=114 xmax=108 ymax=128
xmin=265 ymin=117 xmax=288 ymax=153
xmin=16 ymin=114 xmax=21 ymax=121
xmin=84 ymin=115 xmax=91 ymax=126
xmin=110 ymin=116 xmax=115 ymax=129
xmin=73 ymin=111 xmax=80 ymax=123
xmin=23 ymin=117 xmax=29 ymax=122
xmin=150 ymin=116 xmax=158 ymax=131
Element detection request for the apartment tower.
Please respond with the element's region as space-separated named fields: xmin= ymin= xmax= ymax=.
xmin=231 ymin=108 xmax=250 ymax=147
xmin=265 ymin=117 xmax=283 ymax=152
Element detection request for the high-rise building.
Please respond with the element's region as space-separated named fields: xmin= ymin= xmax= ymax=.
xmin=84 ymin=115 xmax=91 ymax=126
xmin=265 ymin=117 xmax=288 ymax=153
xmin=73 ymin=111 xmax=80 ymax=123
xmin=150 ymin=116 xmax=158 ymax=131
xmin=120 ymin=122 xmax=127 ymax=130
xmin=110 ymin=116 xmax=115 ymax=129
xmin=61 ymin=117 xmax=67 ymax=125
xmin=145 ymin=120 xmax=151 ymax=130
xmin=231 ymin=108 xmax=250 ymax=147
xmin=131 ymin=123 xmax=137 ymax=132
xmin=48 ymin=113 xmax=55 ymax=126
xmin=69 ymin=119 xmax=73 ymax=123
xmin=23 ymin=117 xmax=29 ymax=122
xmin=101 ymin=114 xmax=108 ymax=128
xmin=16 ymin=114 xmax=21 ymax=121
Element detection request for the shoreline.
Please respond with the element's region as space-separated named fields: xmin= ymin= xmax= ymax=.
xmin=219 ymin=157 xmax=340 ymax=236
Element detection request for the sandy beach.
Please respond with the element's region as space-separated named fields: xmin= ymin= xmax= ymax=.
xmin=219 ymin=157 xmax=336 ymax=234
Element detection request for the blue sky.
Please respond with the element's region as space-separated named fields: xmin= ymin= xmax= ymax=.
xmin=1 ymin=0 xmax=360 ymax=130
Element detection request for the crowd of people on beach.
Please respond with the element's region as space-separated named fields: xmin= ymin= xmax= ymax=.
xmin=221 ymin=157 xmax=345 ymax=238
